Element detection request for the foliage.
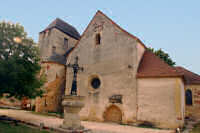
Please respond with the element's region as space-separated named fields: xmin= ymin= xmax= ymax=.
xmin=0 ymin=121 xmax=53 ymax=133
xmin=0 ymin=21 xmax=44 ymax=100
xmin=147 ymin=47 xmax=176 ymax=66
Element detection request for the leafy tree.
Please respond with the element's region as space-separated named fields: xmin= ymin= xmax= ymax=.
xmin=147 ymin=47 xmax=176 ymax=66
xmin=0 ymin=21 xmax=44 ymax=99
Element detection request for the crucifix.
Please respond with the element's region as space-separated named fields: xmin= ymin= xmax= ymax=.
xmin=67 ymin=56 xmax=84 ymax=95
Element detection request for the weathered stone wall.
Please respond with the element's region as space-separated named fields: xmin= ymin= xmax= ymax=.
xmin=137 ymin=78 xmax=185 ymax=129
xmin=66 ymin=12 xmax=145 ymax=124
xmin=37 ymin=27 xmax=78 ymax=113
xmin=39 ymin=28 xmax=78 ymax=63
xmin=185 ymin=85 xmax=200 ymax=118
xmin=137 ymin=42 xmax=145 ymax=63
xmin=35 ymin=62 xmax=66 ymax=113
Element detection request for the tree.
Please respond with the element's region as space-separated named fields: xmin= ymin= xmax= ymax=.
xmin=0 ymin=21 xmax=44 ymax=99
xmin=147 ymin=47 xmax=176 ymax=66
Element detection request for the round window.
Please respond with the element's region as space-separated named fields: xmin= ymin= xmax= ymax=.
xmin=91 ymin=77 xmax=101 ymax=89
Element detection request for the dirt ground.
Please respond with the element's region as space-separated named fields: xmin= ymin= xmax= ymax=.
xmin=0 ymin=109 xmax=175 ymax=133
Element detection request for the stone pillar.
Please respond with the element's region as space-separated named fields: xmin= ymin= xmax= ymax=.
xmin=59 ymin=95 xmax=90 ymax=133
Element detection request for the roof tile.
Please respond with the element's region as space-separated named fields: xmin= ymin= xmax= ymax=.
xmin=175 ymin=67 xmax=200 ymax=85
xmin=137 ymin=50 xmax=182 ymax=78
xmin=42 ymin=18 xmax=80 ymax=40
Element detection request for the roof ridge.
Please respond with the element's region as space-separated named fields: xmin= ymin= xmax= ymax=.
xmin=67 ymin=10 xmax=105 ymax=57
xmin=176 ymin=66 xmax=200 ymax=77
xmin=67 ymin=10 xmax=147 ymax=57
xmin=56 ymin=18 xmax=78 ymax=31
xmin=40 ymin=18 xmax=80 ymax=40
xmin=151 ymin=51 xmax=181 ymax=74
xmin=54 ymin=18 xmax=59 ymax=27
xmin=55 ymin=18 xmax=61 ymax=25
xmin=97 ymin=10 xmax=147 ymax=49
xmin=175 ymin=66 xmax=200 ymax=85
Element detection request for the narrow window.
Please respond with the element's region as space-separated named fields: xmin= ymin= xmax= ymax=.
xmin=52 ymin=46 xmax=56 ymax=54
xmin=186 ymin=89 xmax=193 ymax=105
xmin=64 ymin=38 xmax=68 ymax=49
xmin=96 ymin=33 xmax=101 ymax=45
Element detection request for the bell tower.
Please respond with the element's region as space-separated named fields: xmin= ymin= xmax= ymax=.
xmin=36 ymin=18 xmax=80 ymax=113
xmin=38 ymin=18 xmax=80 ymax=65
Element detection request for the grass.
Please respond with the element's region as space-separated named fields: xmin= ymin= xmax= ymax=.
xmin=0 ymin=121 xmax=54 ymax=133
xmin=190 ymin=123 xmax=200 ymax=133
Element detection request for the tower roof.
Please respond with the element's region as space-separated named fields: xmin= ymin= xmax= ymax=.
xmin=41 ymin=18 xmax=80 ymax=40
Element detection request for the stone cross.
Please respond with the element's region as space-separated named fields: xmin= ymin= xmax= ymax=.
xmin=67 ymin=56 xmax=84 ymax=95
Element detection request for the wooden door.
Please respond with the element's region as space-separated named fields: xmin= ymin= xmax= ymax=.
xmin=104 ymin=105 xmax=122 ymax=123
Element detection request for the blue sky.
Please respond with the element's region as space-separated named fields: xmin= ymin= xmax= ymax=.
xmin=0 ymin=0 xmax=199 ymax=74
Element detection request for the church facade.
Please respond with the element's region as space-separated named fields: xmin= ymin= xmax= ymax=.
xmin=37 ymin=11 xmax=200 ymax=129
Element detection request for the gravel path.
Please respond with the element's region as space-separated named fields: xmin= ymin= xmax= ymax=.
xmin=0 ymin=109 xmax=175 ymax=133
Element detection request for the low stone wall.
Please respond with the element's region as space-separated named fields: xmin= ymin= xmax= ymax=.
xmin=0 ymin=96 xmax=21 ymax=108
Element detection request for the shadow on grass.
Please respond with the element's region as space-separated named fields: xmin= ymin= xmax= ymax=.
xmin=0 ymin=121 xmax=54 ymax=133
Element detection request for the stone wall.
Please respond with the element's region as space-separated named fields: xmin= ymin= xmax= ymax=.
xmin=137 ymin=78 xmax=185 ymax=129
xmin=137 ymin=42 xmax=145 ymax=63
xmin=66 ymin=12 xmax=145 ymax=124
xmin=35 ymin=62 xmax=66 ymax=113
xmin=37 ymin=26 xmax=78 ymax=113
xmin=39 ymin=28 xmax=78 ymax=62
xmin=185 ymin=85 xmax=200 ymax=118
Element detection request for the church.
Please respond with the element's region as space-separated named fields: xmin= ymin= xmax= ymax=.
xmin=36 ymin=10 xmax=200 ymax=129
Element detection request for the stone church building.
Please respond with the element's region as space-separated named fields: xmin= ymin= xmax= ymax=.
xmin=36 ymin=11 xmax=200 ymax=129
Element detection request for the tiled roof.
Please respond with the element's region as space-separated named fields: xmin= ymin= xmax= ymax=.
xmin=137 ymin=50 xmax=183 ymax=78
xmin=175 ymin=67 xmax=200 ymax=85
xmin=44 ymin=47 xmax=74 ymax=65
xmin=41 ymin=18 xmax=80 ymax=40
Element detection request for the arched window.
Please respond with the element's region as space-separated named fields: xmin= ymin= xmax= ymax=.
xmin=186 ymin=89 xmax=193 ymax=105
xmin=95 ymin=33 xmax=101 ymax=45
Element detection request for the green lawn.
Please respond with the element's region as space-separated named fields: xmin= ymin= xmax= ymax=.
xmin=0 ymin=121 xmax=54 ymax=133
xmin=190 ymin=123 xmax=200 ymax=133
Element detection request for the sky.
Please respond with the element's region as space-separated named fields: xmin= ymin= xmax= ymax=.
xmin=0 ymin=0 xmax=199 ymax=74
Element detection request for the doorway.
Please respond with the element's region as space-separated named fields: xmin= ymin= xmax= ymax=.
xmin=104 ymin=105 xmax=122 ymax=123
